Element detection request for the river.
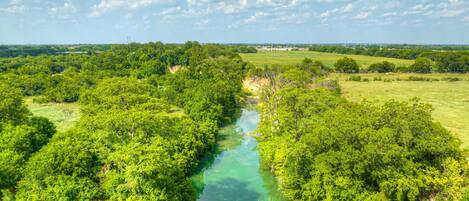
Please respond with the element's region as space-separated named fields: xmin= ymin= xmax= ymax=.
xmin=191 ymin=109 xmax=284 ymax=201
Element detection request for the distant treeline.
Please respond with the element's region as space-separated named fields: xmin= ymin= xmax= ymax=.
xmin=306 ymin=45 xmax=469 ymax=73
xmin=0 ymin=44 xmax=257 ymax=58
xmin=0 ymin=45 xmax=112 ymax=57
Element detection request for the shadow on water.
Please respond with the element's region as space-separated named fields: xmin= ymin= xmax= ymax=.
xmin=191 ymin=124 xmax=244 ymax=196
xmin=191 ymin=108 xmax=285 ymax=201
xmin=198 ymin=178 xmax=261 ymax=201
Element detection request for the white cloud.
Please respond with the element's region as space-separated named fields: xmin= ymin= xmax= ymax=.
xmin=255 ymin=0 xmax=301 ymax=10
xmin=195 ymin=19 xmax=209 ymax=26
xmin=90 ymin=0 xmax=169 ymax=17
xmin=353 ymin=11 xmax=371 ymax=19
xmin=215 ymin=0 xmax=248 ymax=14
xmin=410 ymin=3 xmax=434 ymax=11
xmin=341 ymin=3 xmax=353 ymax=13
xmin=403 ymin=3 xmax=434 ymax=15
xmin=1 ymin=0 xmax=26 ymax=14
xmin=243 ymin=11 xmax=268 ymax=24
xmin=49 ymin=1 xmax=77 ymax=19
xmin=229 ymin=11 xmax=269 ymax=28
xmin=436 ymin=9 xmax=465 ymax=17
xmin=318 ymin=3 xmax=352 ymax=19
xmin=382 ymin=12 xmax=397 ymax=17
xmin=319 ymin=8 xmax=338 ymax=18
xmin=1 ymin=4 xmax=25 ymax=14
xmin=464 ymin=16 xmax=469 ymax=22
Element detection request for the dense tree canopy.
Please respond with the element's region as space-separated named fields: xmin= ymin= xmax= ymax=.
xmin=1 ymin=42 xmax=468 ymax=200
xmin=255 ymin=63 xmax=467 ymax=201
xmin=0 ymin=42 xmax=247 ymax=200
xmin=0 ymin=85 xmax=56 ymax=198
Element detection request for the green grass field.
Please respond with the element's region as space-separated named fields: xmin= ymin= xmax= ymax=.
xmin=25 ymin=97 xmax=81 ymax=131
xmin=335 ymin=73 xmax=469 ymax=149
xmin=240 ymin=51 xmax=414 ymax=68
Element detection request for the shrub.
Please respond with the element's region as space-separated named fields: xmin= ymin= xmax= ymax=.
xmin=442 ymin=77 xmax=462 ymax=82
xmin=334 ymin=57 xmax=359 ymax=73
xmin=368 ymin=61 xmax=396 ymax=73
xmin=409 ymin=57 xmax=432 ymax=73
xmin=348 ymin=75 xmax=361 ymax=81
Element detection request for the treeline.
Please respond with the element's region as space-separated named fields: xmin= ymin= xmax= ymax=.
xmin=0 ymin=42 xmax=248 ymax=200
xmin=252 ymin=59 xmax=468 ymax=200
xmin=333 ymin=56 xmax=469 ymax=74
xmin=0 ymin=45 xmax=112 ymax=57
xmin=0 ymin=44 xmax=257 ymax=58
xmin=309 ymin=45 xmax=469 ymax=73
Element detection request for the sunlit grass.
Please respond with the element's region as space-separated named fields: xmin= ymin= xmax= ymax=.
xmin=24 ymin=97 xmax=81 ymax=132
xmin=335 ymin=73 xmax=469 ymax=149
xmin=241 ymin=51 xmax=414 ymax=68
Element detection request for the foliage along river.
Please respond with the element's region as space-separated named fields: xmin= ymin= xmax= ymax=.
xmin=191 ymin=109 xmax=285 ymax=201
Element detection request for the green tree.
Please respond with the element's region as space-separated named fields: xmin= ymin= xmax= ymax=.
xmin=334 ymin=57 xmax=359 ymax=73
xmin=409 ymin=57 xmax=432 ymax=73
xmin=368 ymin=61 xmax=396 ymax=73
xmin=0 ymin=83 xmax=30 ymax=125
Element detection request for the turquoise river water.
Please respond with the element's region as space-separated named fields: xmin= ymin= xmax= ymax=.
xmin=191 ymin=109 xmax=285 ymax=201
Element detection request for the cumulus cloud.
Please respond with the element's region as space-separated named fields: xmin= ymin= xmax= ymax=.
xmin=0 ymin=0 xmax=26 ymax=14
xmin=215 ymin=0 xmax=248 ymax=14
xmin=229 ymin=11 xmax=269 ymax=28
xmin=318 ymin=3 xmax=353 ymax=20
xmin=341 ymin=3 xmax=353 ymax=13
xmin=403 ymin=3 xmax=434 ymax=15
xmin=353 ymin=11 xmax=371 ymax=19
xmin=49 ymin=1 xmax=77 ymax=19
xmin=90 ymin=0 xmax=169 ymax=17
xmin=435 ymin=9 xmax=465 ymax=17
xmin=382 ymin=12 xmax=397 ymax=17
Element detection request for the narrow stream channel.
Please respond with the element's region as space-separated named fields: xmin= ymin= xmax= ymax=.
xmin=191 ymin=109 xmax=284 ymax=201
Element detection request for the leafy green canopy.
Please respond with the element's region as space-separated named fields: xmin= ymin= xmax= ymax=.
xmin=0 ymin=84 xmax=56 ymax=197
xmin=256 ymin=65 xmax=467 ymax=200
xmin=9 ymin=42 xmax=247 ymax=200
xmin=334 ymin=57 xmax=359 ymax=73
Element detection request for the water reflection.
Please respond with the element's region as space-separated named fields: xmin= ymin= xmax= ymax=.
xmin=191 ymin=109 xmax=284 ymax=201
xmin=198 ymin=178 xmax=261 ymax=201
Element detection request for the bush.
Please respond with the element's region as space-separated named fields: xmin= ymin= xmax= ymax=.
xmin=334 ymin=57 xmax=359 ymax=73
xmin=409 ymin=57 xmax=432 ymax=73
xmin=396 ymin=66 xmax=409 ymax=72
xmin=408 ymin=76 xmax=432 ymax=81
xmin=442 ymin=77 xmax=462 ymax=82
xmin=368 ymin=61 xmax=396 ymax=73
xmin=348 ymin=75 xmax=361 ymax=81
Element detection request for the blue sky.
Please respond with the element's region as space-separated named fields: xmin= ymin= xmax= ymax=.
xmin=0 ymin=0 xmax=468 ymax=44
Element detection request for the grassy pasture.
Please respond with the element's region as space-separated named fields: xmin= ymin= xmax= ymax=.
xmin=240 ymin=51 xmax=414 ymax=68
xmin=25 ymin=97 xmax=81 ymax=131
xmin=335 ymin=73 xmax=469 ymax=149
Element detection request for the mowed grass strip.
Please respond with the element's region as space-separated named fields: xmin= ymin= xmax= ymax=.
xmin=336 ymin=74 xmax=469 ymax=149
xmin=25 ymin=97 xmax=81 ymax=131
xmin=240 ymin=51 xmax=414 ymax=68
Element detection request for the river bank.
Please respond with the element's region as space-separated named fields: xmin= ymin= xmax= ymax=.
xmin=190 ymin=109 xmax=284 ymax=201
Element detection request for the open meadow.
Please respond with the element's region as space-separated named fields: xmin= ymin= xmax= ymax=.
xmin=240 ymin=50 xmax=414 ymax=68
xmin=333 ymin=73 xmax=469 ymax=150
xmin=241 ymin=50 xmax=469 ymax=150
xmin=24 ymin=97 xmax=81 ymax=131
